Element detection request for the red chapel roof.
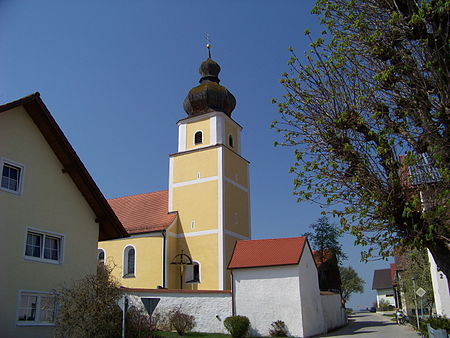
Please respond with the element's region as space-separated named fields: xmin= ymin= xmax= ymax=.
xmin=228 ymin=236 xmax=308 ymax=269
xmin=108 ymin=190 xmax=177 ymax=235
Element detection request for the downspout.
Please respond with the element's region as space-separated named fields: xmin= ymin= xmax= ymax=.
xmin=162 ymin=230 xmax=167 ymax=288
xmin=231 ymin=270 xmax=236 ymax=316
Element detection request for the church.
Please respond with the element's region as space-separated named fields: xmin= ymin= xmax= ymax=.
xmin=98 ymin=53 xmax=251 ymax=291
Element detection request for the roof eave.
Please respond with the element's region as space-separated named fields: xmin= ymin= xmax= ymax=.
xmin=0 ymin=93 xmax=128 ymax=240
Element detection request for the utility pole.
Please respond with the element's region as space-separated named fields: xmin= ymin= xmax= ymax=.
xmin=121 ymin=295 xmax=128 ymax=338
xmin=412 ymin=278 xmax=420 ymax=329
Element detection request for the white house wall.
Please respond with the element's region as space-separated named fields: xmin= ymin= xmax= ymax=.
xmin=427 ymin=249 xmax=450 ymax=317
xmin=232 ymin=265 xmax=303 ymax=337
xmin=127 ymin=290 xmax=232 ymax=334
xmin=376 ymin=288 xmax=396 ymax=307
xmin=298 ymin=247 xmax=326 ymax=337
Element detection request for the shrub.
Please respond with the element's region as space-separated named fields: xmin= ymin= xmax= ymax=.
xmin=126 ymin=306 xmax=161 ymax=338
xmin=55 ymin=264 xmax=122 ymax=337
xmin=377 ymin=299 xmax=391 ymax=311
xmin=168 ymin=307 xmax=196 ymax=335
xmin=224 ymin=315 xmax=250 ymax=337
xmin=419 ymin=316 xmax=450 ymax=336
xmin=269 ymin=320 xmax=288 ymax=337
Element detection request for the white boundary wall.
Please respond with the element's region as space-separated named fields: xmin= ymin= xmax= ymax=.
xmin=320 ymin=292 xmax=347 ymax=331
xmin=232 ymin=265 xmax=304 ymax=336
xmin=126 ymin=289 xmax=232 ymax=334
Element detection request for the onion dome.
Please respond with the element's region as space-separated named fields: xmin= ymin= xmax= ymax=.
xmin=183 ymin=58 xmax=236 ymax=117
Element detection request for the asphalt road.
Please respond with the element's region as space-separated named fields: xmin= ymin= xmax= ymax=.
xmin=317 ymin=312 xmax=422 ymax=337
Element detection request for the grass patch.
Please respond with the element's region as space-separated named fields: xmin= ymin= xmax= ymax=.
xmin=157 ymin=332 xmax=230 ymax=337
xmin=383 ymin=313 xmax=395 ymax=317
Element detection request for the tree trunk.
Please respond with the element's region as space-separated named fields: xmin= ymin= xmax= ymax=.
xmin=427 ymin=240 xmax=450 ymax=281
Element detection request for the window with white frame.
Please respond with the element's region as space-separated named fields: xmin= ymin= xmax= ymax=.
xmin=17 ymin=291 xmax=57 ymax=325
xmin=185 ymin=261 xmax=200 ymax=283
xmin=123 ymin=246 xmax=136 ymax=277
xmin=1 ymin=159 xmax=24 ymax=194
xmin=24 ymin=229 xmax=63 ymax=264
xmin=97 ymin=248 xmax=105 ymax=264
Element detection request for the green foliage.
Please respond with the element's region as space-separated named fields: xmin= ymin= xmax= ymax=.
xmin=55 ymin=264 xmax=123 ymax=337
xmin=377 ymin=299 xmax=393 ymax=311
xmin=339 ymin=266 xmax=364 ymax=304
xmin=126 ymin=306 xmax=161 ymax=338
xmin=168 ymin=307 xmax=196 ymax=336
xmin=305 ymin=216 xmax=347 ymax=264
xmin=419 ymin=316 xmax=450 ymax=336
xmin=274 ymin=0 xmax=450 ymax=277
xmin=398 ymin=248 xmax=434 ymax=312
xmin=224 ymin=315 xmax=250 ymax=337
xmin=269 ymin=320 xmax=289 ymax=337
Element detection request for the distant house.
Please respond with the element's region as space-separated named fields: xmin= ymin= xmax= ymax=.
xmin=228 ymin=236 xmax=346 ymax=337
xmin=0 ymin=94 xmax=127 ymax=337
xmin=372 ymin=269 xmax=396 ymax=309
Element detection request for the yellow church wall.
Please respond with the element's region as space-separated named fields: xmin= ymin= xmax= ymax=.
xmin=223 ymin=147 xmax=249 ymax=188
xmin=224 ymin=118 xmax=240 ymax=151
xmin=172 ymin=181 xmax=218 ymax=233
xmin=185 ymin=118 xmax=211 ymax=150
xmin=0 ymin=107 xmax=100 ymax=337
xmin=175 ymin=234 xmax=219 ymax=290
xmin=171 ymin=148 xmax=218 ymax=183
xmin=99 ymin=235 xmax=164 ymax=288
xmin=223 ymin=181 xmax=250 ymax=237
xmin=167 ymin=223 xmax=179 ymax=289
xmin=224 ymin=234 xmax=240 ymax=290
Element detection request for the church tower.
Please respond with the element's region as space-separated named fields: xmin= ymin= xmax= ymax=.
xmin=168 ymin=55 xmax=251 ymax=290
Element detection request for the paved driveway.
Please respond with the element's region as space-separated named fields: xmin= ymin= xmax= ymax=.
xmin=317 ymin=312 xmax=421 ymax=338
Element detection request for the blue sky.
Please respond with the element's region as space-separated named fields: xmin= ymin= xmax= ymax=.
xmin=1 ymin=0 xmax=393 ymax=308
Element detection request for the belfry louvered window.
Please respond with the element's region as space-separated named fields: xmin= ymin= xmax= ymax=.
xmin=194 ymin=131 xmax=203 ymax=145
xmin=229 ymin=135 xmax=234 ymax=148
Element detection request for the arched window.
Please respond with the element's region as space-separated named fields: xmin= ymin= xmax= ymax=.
xmin=194 ymin=131 xmax=203 ymax=145
xmin=185 ymin=261 xmax=200 ymax=283
xmin=97 ymin=248 xmax=105 ymax=264
xmin=229 ymin=135 xmax=234 ymax=148
xmin=123 ymin=246 xmax=136 ymax=277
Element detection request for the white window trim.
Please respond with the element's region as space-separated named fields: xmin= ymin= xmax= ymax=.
xmin=23 ymin=227 xmax=65 ymax=265
xmin=1 ymin=157 xmax=25 ymax=195
xmin=122 ymin=245 xmax=137 ymax=278
xmin=97 ymin=248 xmax=106 ymax=264
xmin=193 ymin=130 xmax=203 ymax=145
xmin=16 ymin=290 xmax=57 ymax=326
xmin=184 ymin=260 xmax=201 ymax=284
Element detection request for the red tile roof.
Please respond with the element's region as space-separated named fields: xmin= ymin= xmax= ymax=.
xmin=390 ymin=263 xmax=397 ymax=283
xmin=313 ymin=250 xmax=335 ymax=267
xmin=228 ymin=236 xmax=307 ymax=269
xmin=108 ymin=190 xmax=177 ymax=235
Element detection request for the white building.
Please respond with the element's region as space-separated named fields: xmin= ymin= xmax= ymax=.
xmin=427 ymin=250 xmax=450 ymax=317
xmin=372 ymin=269 xmax=396 ymax=308
xmin=228 ymin=236 xmax=345 ymax=337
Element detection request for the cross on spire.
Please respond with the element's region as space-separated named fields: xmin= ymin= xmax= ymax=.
xmin=205 ymin=32 xmax=212 ymax=58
